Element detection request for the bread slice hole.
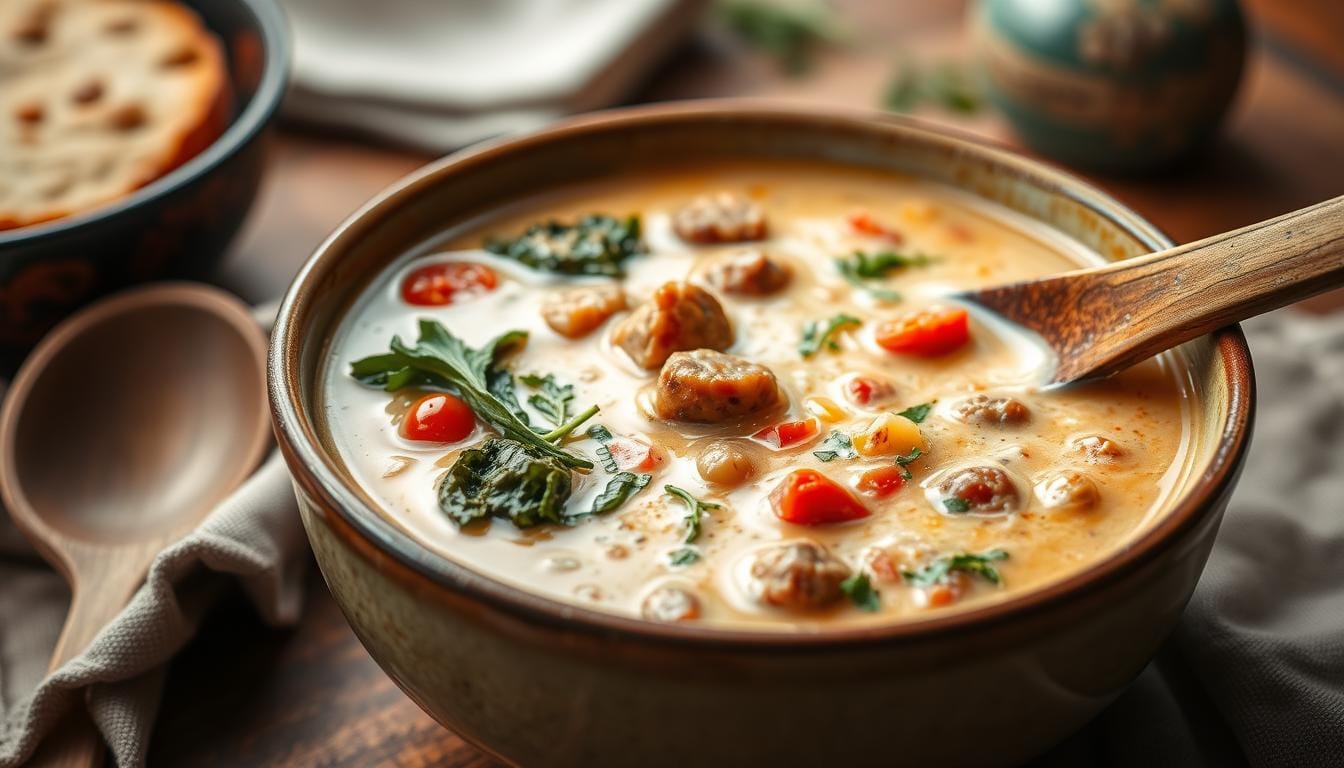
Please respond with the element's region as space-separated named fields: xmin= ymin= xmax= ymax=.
xmin=160 ymin=46 xmax=200 ymax=68
xmin=15 ymin=102 xmax=45 ymax=124
xmin=72 ymin=80 xmax=104 ymax=105
xmin=108 ymin=103 xmax=146 ymax=131
xmin=105 ymin=16 xmax=139 ymax=35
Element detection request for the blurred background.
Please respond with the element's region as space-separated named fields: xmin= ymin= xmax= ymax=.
xmin=144 ymin=0 xmax=1344 ymax=763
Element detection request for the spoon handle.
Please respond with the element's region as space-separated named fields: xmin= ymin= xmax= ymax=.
xmin=968 ymin=195 xmax=1344 ymax=383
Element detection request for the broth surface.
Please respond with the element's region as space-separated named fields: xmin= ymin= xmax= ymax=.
xmin=322 ymin=162 xmax=1193 ymax=630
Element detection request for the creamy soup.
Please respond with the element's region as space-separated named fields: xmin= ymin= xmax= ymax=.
xmin=322 ymin=162 xmax=1194 ymax=630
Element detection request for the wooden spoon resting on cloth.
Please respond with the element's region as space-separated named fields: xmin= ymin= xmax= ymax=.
xmin=957 ymin=195 xmax=1344 ymax=385
xmin=0 ymin=283 xmax=269 ymax=768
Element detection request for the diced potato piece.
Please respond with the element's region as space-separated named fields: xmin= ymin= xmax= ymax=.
xmin=852 ymin=413 xmax=925 ymax=457
xmin=805 ymin=396 xmax=847 ymax=423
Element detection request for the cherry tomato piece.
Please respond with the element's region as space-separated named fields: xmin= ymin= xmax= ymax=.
xmin=848 ymin=211 xmax=904 ymax=244
xmin=606 ymin=437 xmax=664 ymax=472
xmin=844 ymin=375 xmax=895 ymax=407
xmin=400 ymin=393 xmax=475 ymax=443
xmin=857 ymin=465 xmax=906 ymax=497
xmin=769 ymin=469 xmax=870 ymax=526
xmin=752 ymin=419 xmax=819 ymax=449
xmin=401 ymin=262 xmax=499 ymax=306
xmin=875 ymin=307 xmax=970 ymax=357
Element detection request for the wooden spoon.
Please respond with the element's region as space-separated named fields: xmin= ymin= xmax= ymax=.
xmin=957 ymin=195 xmax=1344 ymax=385
xmin=0 ymin=283 xmax=269 ymax=768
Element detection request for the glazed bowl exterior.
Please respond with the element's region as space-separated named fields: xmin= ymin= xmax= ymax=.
xmin=0 ymin=0 xmax=289 ymax=371
xmin=269 ymin=102 xmax=1253 ymax=767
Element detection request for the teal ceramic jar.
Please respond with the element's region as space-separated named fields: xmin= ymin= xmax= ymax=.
xmin=972 ymin=0 xmax=1246 ymax=173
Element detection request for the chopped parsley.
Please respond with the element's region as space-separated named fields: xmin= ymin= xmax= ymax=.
xmin=894 ymin=447 xmax=923 ymax=480
xmin=895 ymin=401 xmax=934 ymax=424
xmin=835 ymin=250 xmax=934 ymax=301
xmin=902 ymin=550 xmax=1009 ymax=587
xmin=669 ymin=547 xmax=701 ymax=567
xmin=486 ymin=214 xmax=643 ymax=277
xmin=520 ymin=372 xmax=574 ymax=429
xmin=840 ymin=572 xmax=881 ymax=612
xmin=813 ymin=431 xmax=858 ymax=462
xmin=942 ymin=497 xmax=971 ymax=514
xmin=664 ymin=485 xmax=722 ymax=544
xmin=799 ymin=313 xmax=861 ymax=357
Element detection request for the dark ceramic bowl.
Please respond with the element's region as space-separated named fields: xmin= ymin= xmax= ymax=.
xmin=270 ymin=102 xmax=1253 ymax=767
xmin=0 ymin=0 xmax=288 ymax=370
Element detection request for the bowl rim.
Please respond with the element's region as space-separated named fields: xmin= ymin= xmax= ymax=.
xmin=269 ymin=100 xmax=1254 ymax=650
xmin=0 ymin=0 xmax=291 ymax=248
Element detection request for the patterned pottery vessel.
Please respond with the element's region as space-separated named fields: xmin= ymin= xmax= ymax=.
xmin=0 ymin=0 xmax=288 ymax=372
xmin=269 ymin=102 xmax=1253 ymax=767
xmin=973 ymin=0 xmax=1246 ymax=173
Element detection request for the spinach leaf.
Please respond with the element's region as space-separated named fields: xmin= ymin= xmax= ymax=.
xmin=840 ymin=572 xmax=880 ymax=612
xmin=813 ymin=431 xmax=858 ymax=462
xmin=350 ymin=320 xmax=595 ymax=469
xmin=895 ymin=401 xmax=934 ymax=424
xmin=587 ymin=471 xmax=651 ymax=517
xmin=943 ymin=497 xmax=971 ymax=514
xmin=835 ymin=250 xmax=934 ymax=301
xmin=486 ymin=214 xmax=643 ymax=277
xmin=438 ymin=438 xmax=573 ymax=527
xmin=520 ymin=372 xmax=574 ymax=429
xmin=799 ymin=313 xmax=861 ymax=357
xmin=664 ymin=485 xmax=721 ymax=544
xmin=586 ymin=424 xmax=620 ymax=473
xmin=902 ymin=549 xmax=1008 ymax=587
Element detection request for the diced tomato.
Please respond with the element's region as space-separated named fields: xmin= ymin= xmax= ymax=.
xmin=769 ymin=469 xmax=870 ymax=526
xmin=857 ymin=465 xmax=906 ymax=497
xmin=848 ymin=211 xmax=904 ymax=244
xmin=875 ymin=307 xmax=970 ymax=357
xmin=606 ymin=437 xmax=664 ymax=472
xmin=844 ymin=375 xmax=894 ymax=407
xmin=752 ymin=418 xmax=819 ymax=449
xmin=400 ymin=393 xmax=475 ymax=443
xmin=923 ymin=584 xmax=959 ymax=607
xmin=400 ymin=262 xmax=499 ymax=306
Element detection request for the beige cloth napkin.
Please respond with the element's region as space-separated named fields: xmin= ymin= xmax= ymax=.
xmin=0 ymin=452 xmax=307 ymax=768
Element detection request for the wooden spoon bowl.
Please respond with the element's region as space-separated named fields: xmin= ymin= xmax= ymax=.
xmin=0 ymin=282 xmax=269 ymax=766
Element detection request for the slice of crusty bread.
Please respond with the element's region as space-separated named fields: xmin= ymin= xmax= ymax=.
xmin=0 ymin=0 xmax=230 ymax=230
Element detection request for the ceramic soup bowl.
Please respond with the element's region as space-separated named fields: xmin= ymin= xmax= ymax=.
xmin=268 ymin=102 xmax=1252 ymax=767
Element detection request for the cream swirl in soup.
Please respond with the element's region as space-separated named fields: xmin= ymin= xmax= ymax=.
xmin=321 ymin=162 xmax=1194 ymax=630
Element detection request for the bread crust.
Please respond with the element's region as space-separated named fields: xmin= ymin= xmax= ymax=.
xmin=0 ymin=0 xmax=231 ymax=230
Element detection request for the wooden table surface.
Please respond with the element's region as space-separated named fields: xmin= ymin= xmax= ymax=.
xmin=146 ymin=1 xmax=1344 ymax=765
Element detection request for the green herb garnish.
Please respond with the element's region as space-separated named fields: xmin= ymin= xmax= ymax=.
xmin=718 ymin=0 xmax=844 ymax=75
xmin=895 ymin=402 xmax=934 ymax=424
xmin=586 ymin=471 xmax=651 ymax=517
xmin=520 ymin=372 xmax=574 ymax=429
xmin=586 ymin=424 xmax=619 ymax=473
xmin=813 ymin=431 xmax=858 ymax=462
xmin=840 ymin=572 xmax=880 ymax=612
xmin=894 ymin=447 xmax=922 ymax=481
xmin=799 ymin=313 xmax=861 ymax=357
xmin=835 ymin=250 xmax=934 ymax=301
xmin=664 ymin=485 xmax=722 ymax=544
xmin=669 ymin=547 xmax=701 ymax=567
xmin=438 ymin=438 xmax=573 ymax=528
xmin=486 ymin=214 xmax=643 ymax=277
xmin=883 ymin=59 xmax=983 ymax=115
xmin=902 ymin=550 xmax=1008 ymax=587
xmin=942 ymin=497 xmax=971 ymax=514
xmin=350 ymin=320 xmax=596 ymax=468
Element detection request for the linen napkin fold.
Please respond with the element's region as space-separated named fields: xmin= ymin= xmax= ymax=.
xmin=0 ymin=453 xmax=306 ymax=768
xmin=280 ymin=0 xmax=704 ymax=150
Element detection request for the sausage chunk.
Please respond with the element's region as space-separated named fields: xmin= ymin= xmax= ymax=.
xmin=540 ymin=284 xmax=626 ymax=339
xmin=952 ymin=394 xmax=1030 ymax=426
xmin=612 ymin=282 xmax=733 ymax=370
xmin=704 ymin=250 xmax=791 ymax=296
xmin=655 ymin=349 xmax=781 ymax=423
xmin=1035 ymin=470 xmax=1100 ymax=512
xmin=748 ymin=541 xmax=851 ymax=611
xmin=673 ymin=192 xmax=767 ymax=244
xmin=937 ymin=465 xmax=1020 ymax=514
xmin=641 ymin=586 xmax=702 ymax=622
